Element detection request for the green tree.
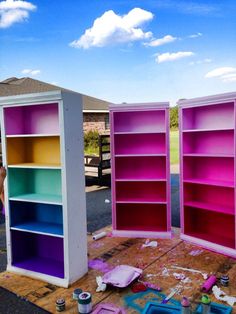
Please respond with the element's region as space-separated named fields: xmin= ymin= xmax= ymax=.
xmin=170 ymin=106 xmax=178 ymax=130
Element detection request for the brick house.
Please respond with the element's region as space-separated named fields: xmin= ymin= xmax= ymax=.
xmin=0 ymin=77 xmax=110 ymax=134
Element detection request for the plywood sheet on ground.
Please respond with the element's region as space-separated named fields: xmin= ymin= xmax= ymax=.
xmin=0 ymin=227 xmax=235 ymax=313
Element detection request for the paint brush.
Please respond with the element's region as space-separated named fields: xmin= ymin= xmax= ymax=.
xmin=161 ymin=287 xmax=179 ymax=304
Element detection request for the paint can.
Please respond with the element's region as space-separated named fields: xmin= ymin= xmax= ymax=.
xmin=201 ymin=295 xmax=211 ymax=314
xmin=78 ymin=292 xmax=92 ymax=313
xmin=220 ymin=275 xmax=229 ymax=286
xmin=73 ymin=288 xmax=83 ymax=300
xmin=181 ymin=297 xmax=191 ymax=314
xmin=56 ymin=298 xmax=66 ymax=312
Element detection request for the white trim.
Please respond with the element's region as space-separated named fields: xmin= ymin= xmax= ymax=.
xmin=112 ymin=230 xmax=172 ymax=239
xmin=181 ymin=234 xmax=236 ymax=258
xmin=7 ymin=265 xmax=69 ymax=288
xmin=110 ymin=102 xmax=169 ymax=110
xmin=0 ymin=90 xmax=62 ymax=105
xmin=178 ymin=91 xmax=236 ymax=108
xmin=83 ymin=109 xmax=108 ymax=113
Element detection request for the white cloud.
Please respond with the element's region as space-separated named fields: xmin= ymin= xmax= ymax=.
xmin=189 ymin=58 xmax=212 ymax=66
xmin=222 ymin=74 xmax=236 ymax=82
xmin=0 ymin=0 xmax=36 ymax=28
xmin=188 ymin=32 xmax=202 ymax=38
xmin=144 ymin=35 xmax=177 ymax=47
xmin=205 ymin=67 xmax=236 ymax=78
xmin=21 ymin=68 xmax=40 ymax=76
xmin=70 ymin=8 xmax=154 ymax=49
xmin=156 ymin=51 xmax=194 ymax=63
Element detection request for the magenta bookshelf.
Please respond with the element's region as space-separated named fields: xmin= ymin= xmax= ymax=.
xmin=178 ymin=92 xmax=236 ymax=258
xmin=109 ymin=102 xmax=171 ymax=238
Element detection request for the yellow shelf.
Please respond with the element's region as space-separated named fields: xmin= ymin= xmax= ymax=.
xmin=7 ymin=136 xmax=61 ymax=165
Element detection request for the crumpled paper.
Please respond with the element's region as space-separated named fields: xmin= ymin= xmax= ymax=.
xmin=212 ymin=285 xmax=236 ymax=306
xmin=96 ymin=276 xmax=107 ymax=292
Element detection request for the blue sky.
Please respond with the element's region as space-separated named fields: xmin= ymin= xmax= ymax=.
xmin=0 ymin=0 xmax=236 ymax=105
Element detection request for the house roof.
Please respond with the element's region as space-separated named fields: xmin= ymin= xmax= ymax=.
xmin=0 ymin=77 xmax=109 ymax=112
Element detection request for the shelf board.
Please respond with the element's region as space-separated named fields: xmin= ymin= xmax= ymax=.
xmin=183 ymin=154 xmax=234 ymax=158
xmin=184 ymin=200 xmax=234 ymax=215
xmin=9 ymin=193 xmax=62 ymax=205
xmin=8 ymin=163 xmax=61 ymax=169
xmin=182 ymin=127 xmax=234 ymax=133
xmin=11 ymin=222 xmax=63 ymax=237
xmin=183 ymin=179 xmax=234 ymax=188
xmin=116 ymin=178 xmax=166 ymax=182
xmin=116 ymin=200 xmax=167 ymax=204
xmin=6 ymin=134 xmax=60 ymax=138
xmin=115 ymin=154 xmax=166 ymax=157
xmin=114 ymin=130 xmax=165 ymax=135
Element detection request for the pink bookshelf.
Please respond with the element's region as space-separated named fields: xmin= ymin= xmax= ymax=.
xmin=178 ymin=92 xmax=236 ymax=257
xmin=110 ymin=103 xmax=171 ymax=238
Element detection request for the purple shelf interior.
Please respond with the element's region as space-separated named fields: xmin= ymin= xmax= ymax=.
xmin=184 ymin=207 xmax=235 ymax=248
xmin=115 ymin=156 xmax=166 ymax=180
xmin=184 ymin=183 xmax=234 ymax=215
xmin=114 ymin=133 xmax=166 ymax=155
xmin=4 ymin=103 xmax=59 ymax=135
xmin=116 ymin=181 xmax=166 ymax=202
xmin=182 ymin=102 xmax=234 ymax=130
xmin=183 ymin=130 xmax=234 ymax=155
xmin=183 ymin=156 xmax=234 ymax=184
xmin=113 ymin=110 xmax=165 ymax=133
xmin=116 ymin=203 xmax=167 ymax=232
xmin=11 ymin=230 xmax=64 ymax=278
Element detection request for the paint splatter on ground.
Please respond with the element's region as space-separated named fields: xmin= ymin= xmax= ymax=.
xmin=88 ymin=259 xmax=113 ymax=273
xmin=90 ymin=241 xmax=105 ymax=249
xmin=189 ymin=249 xmax=204 ymax=256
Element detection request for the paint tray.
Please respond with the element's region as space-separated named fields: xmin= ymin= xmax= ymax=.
xmin=142 ymin=302 xmax=181 ymax=314
xmin=196 ymin=302 xmax=232 ymax=314
xmin=92 ymin=303 xmax=121 ymax=313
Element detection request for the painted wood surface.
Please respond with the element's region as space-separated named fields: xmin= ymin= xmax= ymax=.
xmin=110 ymin=103 xmax=171 ymax=237
xmin=7 ymin=136 xmax=61 ymax=165
xmin=179 ymin=95 xmax=236 ymax=258
xmin=0 ymin=227 xmax=236 ymax=313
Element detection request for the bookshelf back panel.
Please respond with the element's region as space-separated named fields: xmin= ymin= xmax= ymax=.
xmin=114 ymin=133 xmax=166 ymax=155
xmin=114 ymin=110 xmax=166 ymax=133
xmin=182 ymin=102 xmax=234 ymax=130
xmin=7 ymin=137 xmax=61 ymax=165
xmin=183 ymin=156 xmax=234 ymax=183
xmin=183 ymin=130 xmax=234 ymax=155
xmin=8 ymin=168 xmax=62 ymax=197
xmin=4 ymin=103 xmax=59 ymax=135
xmin=115 ymin=156 xmax=166 ymax=180
xmin=116 ymin=181 xmax=166 ymax=202
xmin=116 ymin=203 xmax=167 ymax=231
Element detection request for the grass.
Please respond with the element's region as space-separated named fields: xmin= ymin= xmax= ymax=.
xmin=84 ymin=130 xmax=180 ymax=165
xmin=170 ymin=130 xmax=179 ymax=165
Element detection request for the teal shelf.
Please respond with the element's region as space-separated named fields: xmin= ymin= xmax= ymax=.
xmin=8 ymin=168 xmax=62 ymax=199
xmin=9 ymin=193 xmax=62 ymax=205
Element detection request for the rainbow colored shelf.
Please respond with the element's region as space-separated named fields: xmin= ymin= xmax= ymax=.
xmin=178 ymin=92 xmax=236 ymax=258
xmin=109 ymin=102 xmax=171 ymax=238
xmin=0 ymin=91 xmax=88 ymax=287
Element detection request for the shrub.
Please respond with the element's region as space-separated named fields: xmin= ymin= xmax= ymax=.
xmin=84 ymin=130 xmax=99 ymax=151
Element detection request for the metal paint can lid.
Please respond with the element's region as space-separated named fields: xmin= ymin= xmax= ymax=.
xmin=73 ymin=288 xmax=83 ymax=300
xmin=78 ymin=292 xmax=92 ymax=305
xmin=56 ymin=298 xmax=65 ymax=305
